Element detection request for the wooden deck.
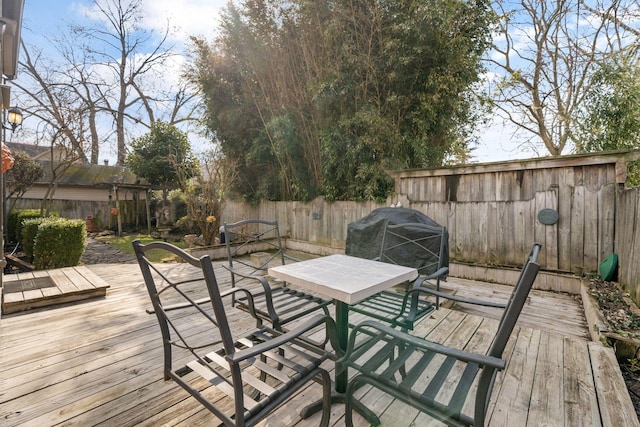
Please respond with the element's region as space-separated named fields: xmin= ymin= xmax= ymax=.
xmin=0 ymin=261 xmax=637 ymax=426
xmin=1 ymin=266 xmax=110 ymax=314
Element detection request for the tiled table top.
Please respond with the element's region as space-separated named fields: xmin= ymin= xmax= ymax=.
xmin=268 ymin=254 xmax=418 ymax=305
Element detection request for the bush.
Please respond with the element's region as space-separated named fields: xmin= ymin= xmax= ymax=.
xmin=627 ymin=159 xmax=640 ymax=188
xmin=8 ymin=209 xmax=59 ymax=245
xmin=173 ymin=215 xmax=198 ymax=234
xmin=21 ymin=217 xmax=47 ymax=260
xmin=33 ymin=218 xmax=86 ymax=269
xmin=170 ymin=191 xmax=189 ymax=222
xmin=8 ymin=209 xmax=42 ymax=244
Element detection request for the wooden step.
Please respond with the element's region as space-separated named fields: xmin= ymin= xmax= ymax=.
xmin=2 ymin=266 xmax=110 ymax=315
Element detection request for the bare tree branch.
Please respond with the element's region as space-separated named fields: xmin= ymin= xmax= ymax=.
xmin=486 ymin=0 xmax=615 ymax=156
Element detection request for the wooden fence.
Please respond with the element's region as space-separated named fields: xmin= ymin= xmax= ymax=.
xmin=9 ymin=150 xmax=639 ymax=302
xmin=221 ymin=150 xmax=640 ymax=302
xmin=616 ymin=187 xmax=640 ymax=302
xmin=10 ymin=199 xmax=146 ymax=233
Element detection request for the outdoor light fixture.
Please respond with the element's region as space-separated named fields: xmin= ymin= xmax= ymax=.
xmin=6 ymin=106 xmax=22 ymax=132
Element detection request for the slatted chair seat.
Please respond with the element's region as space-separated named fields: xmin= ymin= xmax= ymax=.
xmin=223 ymin=219 xmax=332 ymax=330
xmin=133 ymin=240 xmax=339 ymax=427
xmin=348 ymin=221 xmax=449 ymax=330
xmin=339 ymin=243 xmax=542 ymax=426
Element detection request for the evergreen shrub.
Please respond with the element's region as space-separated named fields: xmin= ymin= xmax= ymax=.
xmin=21 ymin=217 xmax=47 ymax=260
xmin=33 ymin=219 xmax=86 ymax=270
xmin=8 ymin=209 xmax=41 ymax=244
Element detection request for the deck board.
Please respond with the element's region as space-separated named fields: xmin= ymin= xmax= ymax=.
xmin=439 ymin=278 xmax=589 ymax=339
xmin=527 ymin=332 xmax=565 ymax=426
xmin=589 ymin=342 xmax=640 ymax=427
xmin=2 ymin=266 xmax=110 ymax=314
xmin=0 ymin=262 xmax=637 ymax=426
xmin=564 ymin=337 xmax=601 ymax=426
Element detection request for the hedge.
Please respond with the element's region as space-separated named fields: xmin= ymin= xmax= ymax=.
xmin=21 ymin=217 xmax=86 ymax=269
xmin=33 ymin=218 xmax=86 ymax=269
xmin=21 ymin=217 xmax=47 ymax=260
xmin=8 ymin=209 xmax=42 ymax=244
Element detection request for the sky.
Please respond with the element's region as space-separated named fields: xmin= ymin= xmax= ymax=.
xmin=15 ymin=0 xmax=528 ymax=165
xmin=21 ymin=0 xmax=227 ymax=45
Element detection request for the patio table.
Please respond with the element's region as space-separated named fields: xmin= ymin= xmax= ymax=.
xmin=268 ymin=254 xmax=418 ymax=421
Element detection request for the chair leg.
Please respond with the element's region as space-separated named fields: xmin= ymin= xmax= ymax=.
xmin=344 ymin=380 xmax=355 ymax=427
xmin=345 ymin=376 xmax=381 ymax=427
xmin=318 ymin=369 xmax=332 ymax=427
xmin=276 ymin=347 xmax=285 ymax=371
xmin=397 ymin=341 xmax=408 ymax=379
xmin=321 ymin=305 xmax=331 ymax=346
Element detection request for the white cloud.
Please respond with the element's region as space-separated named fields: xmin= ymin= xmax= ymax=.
xmin=474 ymin=118 xmax=536 ymax=163
xmin=140 ymin=0 xmax=227 ymax=44
xmin=67 ymin=1 xmax=226 ymax=46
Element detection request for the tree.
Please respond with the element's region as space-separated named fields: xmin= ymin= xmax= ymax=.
xmin=187 ymin=36 xmax=270 ymax=200
xmin=189 ymin=0 xmax=493 ymax=202
xmin=10 ymin=41 xmax=91 ymax=215
xmin=40 ymin=128 xmax=85 ymax=216
xmin=318 ymin=0 xmax=492 ymax=200
xmin=572 ymin=2 xmax=640 ymax=187
xmin=485 ymin=0 xmax=640 ymax=156
xmin=172 ymin=146 xmax=238 ymax=245
xmin=13 ymin=41 xmax=92 ymax=163
xmin=72 ymin=0 xmax=177 ymax=165
xmin=572 ymin=1 xmax=640 ymax=153
xmin=126 ymin=121 xmax=199 ymax=217
xmin=575 ymin=57 xmax=640 ymax=153
xmin=4 ymin=151 xmax=45 ymax=211
xmin=14 ymin=0 xmax=199 ymax=165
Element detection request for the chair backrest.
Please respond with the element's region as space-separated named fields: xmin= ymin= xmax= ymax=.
xmin=132 ymin=240 xmax=237 ymax=358
xmin=378 ymin=221 xmax=448 ymax=277
xmin=488 ymin=242 xmax=541 ymax=358
xmin=473 ymin=243 xmax=540 ymax=423
xmin=223 ymin=219 xmax=287 ymax=280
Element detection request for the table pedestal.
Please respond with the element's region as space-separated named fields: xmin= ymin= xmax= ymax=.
xmin=267 ymin=255 xmax=418 ymax=425
xmin=300 ymin=301 xmax=381 ymax=425
xmin=300 ymin=392 xmax=380 ymax=425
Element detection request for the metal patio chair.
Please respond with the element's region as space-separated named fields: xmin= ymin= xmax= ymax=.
xmin=413 ymin=242 xmax=544 ymax=312
xmin=133 ymin=240 xmax=339 ymax=427
xmin=223 ymin=219 xmax=332 ymax=331
xmin=348 ymin=221 xmax=449 ymax=330
xmin=339 ymin=243 xmax=542 ymax=426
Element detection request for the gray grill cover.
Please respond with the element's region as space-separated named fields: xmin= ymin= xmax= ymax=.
xmin=345 ymin=207 xmax=449 ymax=275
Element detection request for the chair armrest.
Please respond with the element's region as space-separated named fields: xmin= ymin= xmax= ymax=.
xmin=228 ymin=314 xmax=340 ymax=363
xmin=422 ymin=266 xmax=449 ymax=281
xmin=218 ymin=287 xmax=266 ymax=320
xmin=342 ymin=320 xmax=505 ymax=370
xmin=283 ymin=253 xmax=302 ymax=263
xmin=221 ymin=263 xmax=257 ymax=279
xmin=146 ymin=297 xmax=212 ymax=314
xmin=191 ymin=284 xmax=286 ymax=328
xmin=221 ymin=264 xmax=281 ymax=324
xmin=147 ymin=287 xmax=265 ymax=320
xmin=369 ymin=268 xmax=449 ymax=324
xmin=409 ymin=285 xmax=507 ymax=309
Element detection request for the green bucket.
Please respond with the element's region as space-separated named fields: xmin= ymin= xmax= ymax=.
xmin=599 ymin=253 xmax=618 ymax=281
